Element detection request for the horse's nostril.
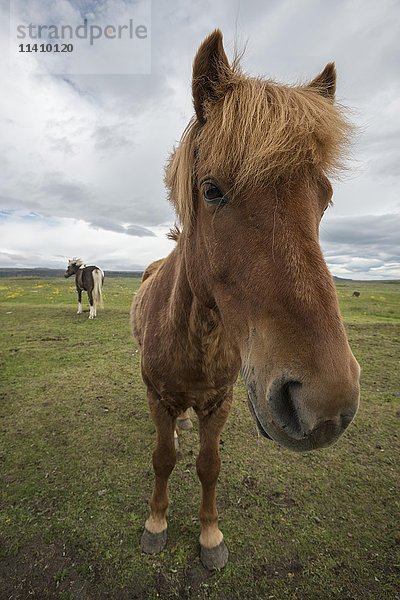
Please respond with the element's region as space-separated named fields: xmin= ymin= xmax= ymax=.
xmin=269 ymin=380 xmax=304 ymax=439
xmin=340 ymin=412 xmax=355 ymax=430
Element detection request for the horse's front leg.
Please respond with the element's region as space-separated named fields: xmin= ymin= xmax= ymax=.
xmin=141 ymin=390 xmax=177 ymax=555
xmin=77 ymin=289 xmax=82 ymax=314
xmin=196 ymin=392 xmax=232 ymax=570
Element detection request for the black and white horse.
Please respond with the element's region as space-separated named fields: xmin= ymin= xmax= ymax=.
xmin=64 ymin=258 xmax=104 ymax=319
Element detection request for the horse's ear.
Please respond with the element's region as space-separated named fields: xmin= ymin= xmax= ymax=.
xmin=309 ymin=63 xmax=336 ymax=102
xmin=192 ymin=29 xmax=230 ymax=124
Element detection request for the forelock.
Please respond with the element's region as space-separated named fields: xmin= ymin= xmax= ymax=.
xmin=165 ymin=71 xmax=352 ymax=228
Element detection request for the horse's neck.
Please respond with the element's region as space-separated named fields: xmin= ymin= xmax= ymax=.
xmin=165 ymin=250 xmax=196 ymax=328
xmin=166 ymin=249 xmax=224 ymax=350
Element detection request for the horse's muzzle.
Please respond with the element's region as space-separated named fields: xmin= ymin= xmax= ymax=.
xmin=246 ymin=376 xmax=359 ymax=452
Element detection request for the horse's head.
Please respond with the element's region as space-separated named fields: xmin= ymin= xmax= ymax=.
xmin=64 ymin=258 xmax=84 ymax=278
xmin=166 ymin=30 xmax=360 ymax=452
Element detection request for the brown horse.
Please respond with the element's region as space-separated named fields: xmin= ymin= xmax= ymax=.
xmin=131 ymin=30 xmax=360 ymax=570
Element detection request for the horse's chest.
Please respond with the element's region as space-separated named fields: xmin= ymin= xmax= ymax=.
xmin=134 ymin=272 xmax=241 ymax=402
xmin=145 ymin=326 xmax=240 ymax=399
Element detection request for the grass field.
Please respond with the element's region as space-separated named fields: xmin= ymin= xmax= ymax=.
xmin=0 ymin=277 xmax=399 ymax=599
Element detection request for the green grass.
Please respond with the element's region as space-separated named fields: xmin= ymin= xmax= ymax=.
xmin=0 ymin=277 xmax=399 ymax=599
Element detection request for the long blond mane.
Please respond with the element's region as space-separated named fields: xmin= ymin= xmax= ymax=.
xmin=68 ymin=258 xmax=85 ymax=267
xmin=166 ymin=61 xmax=352 ymax=228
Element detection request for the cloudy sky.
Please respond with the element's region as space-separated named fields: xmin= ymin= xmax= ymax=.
xmin=0 ymin=0 xmax=399 ymax=278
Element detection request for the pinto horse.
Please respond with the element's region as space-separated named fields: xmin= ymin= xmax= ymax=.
xmin=131 ymin=30 xmax=360 ymax=570
xmin=64 ymin=258 xmax=104 ymax=319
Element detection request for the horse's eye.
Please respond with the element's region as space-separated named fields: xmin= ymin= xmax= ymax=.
xmin=203 ymin=182 xmax=224 ymax=202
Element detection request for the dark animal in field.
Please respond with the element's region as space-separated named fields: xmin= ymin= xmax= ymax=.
xmin=131 ymin=30 xmax=360 ymax=570
xmin=64 ymin=258 xmax=104 ymax=319
xmin=352 ymin=291 xmax=361 ymax=297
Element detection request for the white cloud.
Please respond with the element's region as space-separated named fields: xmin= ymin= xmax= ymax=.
xmin=0 ymin=212 xmax=174 ymax=269
xmin=0 ymin=0 xmax=399 ymax=278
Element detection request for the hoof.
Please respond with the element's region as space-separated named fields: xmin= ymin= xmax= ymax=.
xmin=141 ymin=528 xmax=167 ymax=554
xmin=200 ymin=540 xmax=229 ymax=570
xmin=177 ymin=418 xmax=193 ymax=430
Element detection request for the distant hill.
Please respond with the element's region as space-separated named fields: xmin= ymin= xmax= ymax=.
xmin=0 ymin=268 xmax=350 ymax=281
xmin=0 ymin=268 xmax=143 ymax=278
xmin=0 ymin=268 xmax=398 ymax=283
